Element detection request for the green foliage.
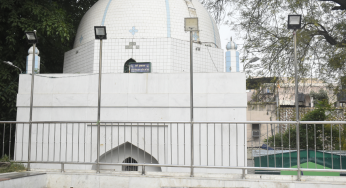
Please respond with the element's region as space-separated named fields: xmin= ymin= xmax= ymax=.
xmin=0 ymin=64 xmax=18 ymax=121
xmin=310 ymin=89 xmax=329 ymax=106
xmin=265 ymin=100 xmax=342 ymax=150
xmin=0 ymin=0 xmax=97 ymax=121
xmin=0 ymin=0 xmax=97 ymax=158
xmin=0 ymin=155 xmax=10 ymax=162
xmin=0 ymin=155 xmax=26 ymax=173
xmin=202 ymin=0 xmax=346 ymax=88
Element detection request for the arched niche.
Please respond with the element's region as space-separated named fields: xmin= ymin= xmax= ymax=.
xmin=92 ymin=142 xmax=161 ymax=172
xmin=124 ymin=58 xmax=136 ymax=73
xmin=122 ymin=157 xmax=138 ymax=171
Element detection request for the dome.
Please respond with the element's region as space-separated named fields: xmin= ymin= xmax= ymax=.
xmin=226 ymin=38 xmax=237 ymax=50
xmin=73 ymin=0 xmax=221 ymax=48
xmin=28 ymin=46 xmax=39 ymax=55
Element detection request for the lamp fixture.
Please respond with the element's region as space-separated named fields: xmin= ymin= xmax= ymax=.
xmin=25 ymin=31 xmax=38 ymax=44
xmin=184 ymin=17 xmax=199 ymax=31
xmin=287 ymin=15 xmax=302 ymax=30
xmin=94 ymin=26 xmax=107 ymax=39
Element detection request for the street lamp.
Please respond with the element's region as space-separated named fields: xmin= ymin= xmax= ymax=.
xmin=243 ymin=57 xmax=260 ymax=72
xmin=24 ymin=30 xmax=38 ymax=171
xmin=288 ymin=14 xmax=302 ymax=181
xmin=94 ymin=26 xmax=107 ymax=173
xmin=185 ymin=17 xmax=198 ymax=178
xmin=25 ymin=31 xmax=38 ymax=44
xmin=94 ymin=26 xmax=107 ymax=39
xmin=287 ymin=15 xmax=302 ymax=30
xmin=2 ymin=61 xmax=22 ymax=73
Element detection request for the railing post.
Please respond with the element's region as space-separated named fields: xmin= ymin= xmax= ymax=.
xmin=61 ymin=163 xmax=64 ymax=173
xmin=142 ymin=165 xmax=145 ymax=175
xmin=242 ymin=169 xmax=245 ymax=179
xmin=189 ymin=30 xmax=194 ymax=177
xmin=296 ymin=120 xmax=301 ymax=181
xmin=191 ymin=121 xmax=194 ymax=177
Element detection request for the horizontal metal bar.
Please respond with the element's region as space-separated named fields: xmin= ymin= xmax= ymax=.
xmin=0 ymin=121 xmax=191 ymax=124
xmin=298 ymin=121 xmax=346 ymax=124
xmin=13 ymin=161 xmax=96 ymax=165
xmin=2 ymin=121 xmax=346 ymax=124
xmin=16 ymin=106 xmax=248 ymax=109
xmin=299 ymin=168 xmax=346 ymax=173
xmin=14 ymin=160 xmax=346 ymax=173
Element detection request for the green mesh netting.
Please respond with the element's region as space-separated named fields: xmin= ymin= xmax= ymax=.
xmin=254 ymin=150 xmax=346 ymax=169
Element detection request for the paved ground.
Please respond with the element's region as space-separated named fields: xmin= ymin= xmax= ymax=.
xmin=0 ymin=171 xmax=45 ymax=182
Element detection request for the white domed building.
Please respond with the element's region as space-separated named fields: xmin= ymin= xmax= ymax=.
xmin=15 ymin=0 xmax=247 ymax=174
xmin=63 ymin=0 xmax=223 ymax=73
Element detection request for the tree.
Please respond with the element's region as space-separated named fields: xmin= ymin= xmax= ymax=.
xmin=318 ymin=0 xmax=346 ymax=10
xmin=0 ymin=0 xmax=97 ymax=159
xmin=265 ymin=100 xmax=344 ymax=150
xmin=201 ymin=0 xmax=346 ymax=92
xmin=310 ymin=89 xmax=329 ymax=106
xmin=0 ymin=0 xmax=97 ymax=121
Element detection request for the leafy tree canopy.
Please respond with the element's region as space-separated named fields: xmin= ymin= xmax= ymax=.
xmin=202 ymin=0 xmax=346 ymax=92
xmin=310 ymin=89 xmax=329 ymax=105
xmin=0 ymin=0 xmax=97 ymax=120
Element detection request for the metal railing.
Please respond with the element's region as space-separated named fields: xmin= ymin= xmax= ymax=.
xmin=1 ymin=121 xmax=346 ymax=180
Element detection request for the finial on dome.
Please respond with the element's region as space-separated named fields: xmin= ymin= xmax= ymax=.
xmin=226 ymin=37 xmax=237 ymax=50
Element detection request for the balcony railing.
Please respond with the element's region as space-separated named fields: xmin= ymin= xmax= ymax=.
xmin=1 ymin=121 xmax=346 ymax=180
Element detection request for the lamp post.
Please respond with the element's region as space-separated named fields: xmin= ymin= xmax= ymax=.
xmin=243 ymin=57 xmax=259 ymax=72
xmin=25 ymin=30 xmax=38 ymax=171
xmin=2 ymin=61 xmax=23 ymax=73
xmin=94 ymin=26 xmax=107 ymax=173
xmin=287 ymin=14 xmax=302 ymax=181
xmin=185 ymin=17 xmax=198 ymax=177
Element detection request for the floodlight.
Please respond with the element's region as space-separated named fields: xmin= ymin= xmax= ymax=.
xmin=184 ymin=17 xmax=199 ymax=31
xmin=287 ymin=15 xmax=302 ymax=30
xmin=94 ymin=26 xmax=107 ymax=39
xmin=25 ymin=31 xmax=37 ymax=44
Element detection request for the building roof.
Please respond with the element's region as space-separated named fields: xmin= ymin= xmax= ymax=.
xmin=73 ymin=0 xmax=221 ymax=48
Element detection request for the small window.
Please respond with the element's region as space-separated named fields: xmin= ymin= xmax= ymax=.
xmin=252 ymin=124 xmax=260 ymax=130
xmin=122 ymin=157 xmax=138 ymax=171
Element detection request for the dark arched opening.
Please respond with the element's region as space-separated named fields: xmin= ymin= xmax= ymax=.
xmin=124 ymin=58 xmax=136 ymax=73
xmin=92 ymin=142 xmax=162 ymax=172
xmin=122 ymin=157 xmax=138 ymax=171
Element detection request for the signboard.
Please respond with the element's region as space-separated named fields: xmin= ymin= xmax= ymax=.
xmin=129 ymin=62 xmax=151 ymax=73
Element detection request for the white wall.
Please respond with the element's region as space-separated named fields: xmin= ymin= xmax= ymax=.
xmin=15 ymin=72 xmax=246 ymax=173
xmin=64 ymin=38 xmax=223 ymax=74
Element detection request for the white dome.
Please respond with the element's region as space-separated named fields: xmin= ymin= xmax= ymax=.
xmin=226 ymin=38 xmax=237 ymax=50
xmin=74 ymin=0 xmax=221 ymax=48
xmin=28 ymin=46 xmax=39 ymax=55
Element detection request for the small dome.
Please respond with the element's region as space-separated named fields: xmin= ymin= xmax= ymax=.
xmin=226 ymin=38 xmax=237 ymax=50
xmin=28 ymin=46 xmax=39 ymax=55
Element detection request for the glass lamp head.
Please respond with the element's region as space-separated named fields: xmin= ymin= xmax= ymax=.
xmin=94 ymin=26 xmax=107 ymax=39
xmin=287 ymin=15 xmax=302 ymax=30
xmin=185 ymin=17 xmax=199 ymax=31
